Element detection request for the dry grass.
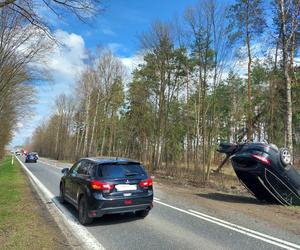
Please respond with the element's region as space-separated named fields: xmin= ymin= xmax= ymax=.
xmin=152 ymin=161 xmax=246 ymax=196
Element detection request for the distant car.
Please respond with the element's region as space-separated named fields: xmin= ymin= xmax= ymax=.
xmin=59 ymin=157 xmax=154 ymax=225
xmin=30 ymin=152 xmax=39 ymax=159
xmin=25 ymin=152 xmax=38 ymax=163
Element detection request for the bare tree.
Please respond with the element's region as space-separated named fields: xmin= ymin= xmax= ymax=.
xmin=228 ymin=0 xmax=265 ymax=140
xmin=0 ymin=0 xmax=103 ymax=38
xmin=277 ymin=0 xmax=300 ymax=156
xmin=0 ymin=7 xmax=51 ymax=157
xmin=95 ymin=50 xmax=125 ymax=156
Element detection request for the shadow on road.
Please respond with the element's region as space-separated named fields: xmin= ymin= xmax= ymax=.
xmin=56 ymin=196 xmax=142 ymax=227
xmin=195 ymin=192 xmax=264 ymax=205
xmin=87 ymin=213 xmax=142 ymax=227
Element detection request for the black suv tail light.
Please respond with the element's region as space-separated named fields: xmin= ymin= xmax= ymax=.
xmin=139 ymin=177 xmax=153 ymax=188
xmin=251 ymin=154 xmax=271 ymax=166
xmin=90 ymin=180 xmax=114 ymax=190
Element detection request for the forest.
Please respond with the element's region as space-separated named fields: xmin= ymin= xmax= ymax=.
xmin=1 ymin=0 xmax=300 ymax=184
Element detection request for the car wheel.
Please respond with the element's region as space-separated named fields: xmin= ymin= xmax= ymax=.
xmin=59 ymin=184 xmax=66 ymax=204
xmin=135 ymin=210 xmax=149 ymax=218
xmin=279 ymin=148 xmax=292 ymax=166
xmin=78 ymin=196 xmax=93 ymax=225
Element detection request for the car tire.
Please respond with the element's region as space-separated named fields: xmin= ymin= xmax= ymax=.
xmin=279 ymin=148 xmax=292 ymax=166
xmin=25 ymin=160 xmax=28 ymax=163
xmin=59 ymin=184 xmax=66 ymax=204
xmin=135 ymin=210 xmax=149 ymax=218
xmin=78 ymin=196 xmax=93 ymax=225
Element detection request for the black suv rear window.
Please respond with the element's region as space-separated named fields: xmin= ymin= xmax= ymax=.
xmin=97 ymin=164 xmax=147 ymax=178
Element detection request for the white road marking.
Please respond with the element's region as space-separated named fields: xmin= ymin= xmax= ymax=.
xmin=189 ymin=209 xmax=300 ymax=250
xmin=16 ymin=157 xmax=105 ymax=250
xmin=38 ymin=159 xmax=63 ymax=170
xmin=154 ymin=197 xmax=160 ymax=201
xmin=154 ymin=200 xmax=300 ymax=250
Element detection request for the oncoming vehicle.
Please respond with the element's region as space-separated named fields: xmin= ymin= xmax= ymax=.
xmin=218 ymin=142 xmax=300 ymax=205
xmin=31 ymin=152 xmax=39 ymax=159
xmin=25 ymin=152 xmax=38 ymax=163
xmin=59 ymin=157 xmax=154 ymax=225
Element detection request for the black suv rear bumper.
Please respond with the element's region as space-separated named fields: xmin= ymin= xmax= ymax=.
xmin=90 ymin=203 xmax=153 ymax=217
xmin=87 ymin=195 xmax=153 ymax=218
xmin=25 ymin=159 xmax=37 ymax=163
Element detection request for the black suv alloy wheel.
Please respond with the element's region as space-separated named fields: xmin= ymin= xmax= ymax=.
xmin=60 ymin=184 xmax=66 ymax=204
xmin=79 ymin=196 xmax=93 ymax=225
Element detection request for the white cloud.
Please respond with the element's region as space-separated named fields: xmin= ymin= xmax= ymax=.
xmin=16 ymin=122 xmax=23 ymax=129
xmin=11 ymin=115 xmax=43 ymax=146
xmin=46 ymin=30 xmax=87 ymax=82
xmin=118 ymin=53 xmax=145 ymax=92
xmin=11 ymin=30 xmax=87 ymax=147
xmin=119 ymin=53 xmax=144 ymax=74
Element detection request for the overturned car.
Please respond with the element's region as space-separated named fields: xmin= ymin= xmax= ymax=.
xmin=218 ymin=142 xmax=300 ymax=205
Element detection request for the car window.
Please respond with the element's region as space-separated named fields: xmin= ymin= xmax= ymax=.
xmin=77 ymin=161 xmax=89 ymax=175
xmin=97 ymin=164 xmax=147 ymax=178
xmin=265 ymin=170 xmax=300 ymax=205
xmin=70 ymin=161 xmax=82 ymax=175
xmin=87 ymin=162 xmax=95 ymax=176
xmin=77 ymin=161 xmax=94 ymax=176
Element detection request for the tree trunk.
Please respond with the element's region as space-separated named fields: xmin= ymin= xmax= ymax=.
xmin=78 ymin=126 xmax=85 ymax=157
xmin=108 ymin=110 xmax=115 ymax=156
xmin=185 ymin=67 xmax=190 ymax=170
xmin=89 ymin=91 xmax=100 ymax=155
xmin=100 ymin=103 xmax=108 ymax=156
xmin=246 ymin=1 xmax=252 ymax=140
xmin=83 ymin=93 xmax=91 ymax=156
xmin=269 ymin=79 xmax=274 ymax=142
xmin=284 ymin=65 xmax=293 ymax=154
xmin=55 ymin=122 xmax=60 ymax=160
xmin=280 ymin=0 xmax=293 ymax=155
xmin=75 ymin=125 xmax=80 ymax=157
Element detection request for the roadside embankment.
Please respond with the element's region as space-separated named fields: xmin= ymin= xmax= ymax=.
xmin=0 ymin=156 xmax=71 ymax=250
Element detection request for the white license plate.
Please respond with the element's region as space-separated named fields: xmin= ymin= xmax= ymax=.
xmin=115 ymin=184 xmax=137 ymax=191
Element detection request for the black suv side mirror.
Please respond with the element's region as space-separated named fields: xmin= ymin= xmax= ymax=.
xmin=61 ymin=168 xmax=69 ymax=175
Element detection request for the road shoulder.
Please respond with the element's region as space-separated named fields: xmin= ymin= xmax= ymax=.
xmin=155 ymin=178 xmax=300 ymax=236
xmin=17 ymin=156 xmax=105 ymax=250
xmin=0 ymin=156 xmax=72 ymax=250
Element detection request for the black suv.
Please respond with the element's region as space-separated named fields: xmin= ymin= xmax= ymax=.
xmin=218 ymin=142 xmax=300 ymax=205
xmin=59 ymin=157 xmax=153 ymax=225
xmin=25 ymin=152 xmax=38 ymax=163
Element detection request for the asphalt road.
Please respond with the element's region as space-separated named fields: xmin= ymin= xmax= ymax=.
xmin=19 ymin=156 xmax=300 ymax=250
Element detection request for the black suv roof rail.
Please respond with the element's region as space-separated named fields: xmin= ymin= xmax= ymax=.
xmin=80 ymin=157 xmax=140 ymax=165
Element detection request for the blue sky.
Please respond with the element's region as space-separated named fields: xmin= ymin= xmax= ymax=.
xmin=51 ymin=0 xmax=201 ymax=56
xmin=12 ymin=0 xmax=230 ymax=147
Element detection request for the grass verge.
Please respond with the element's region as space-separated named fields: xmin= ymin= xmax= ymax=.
xmin=0 ymin=156 xmax=70 ymax=250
